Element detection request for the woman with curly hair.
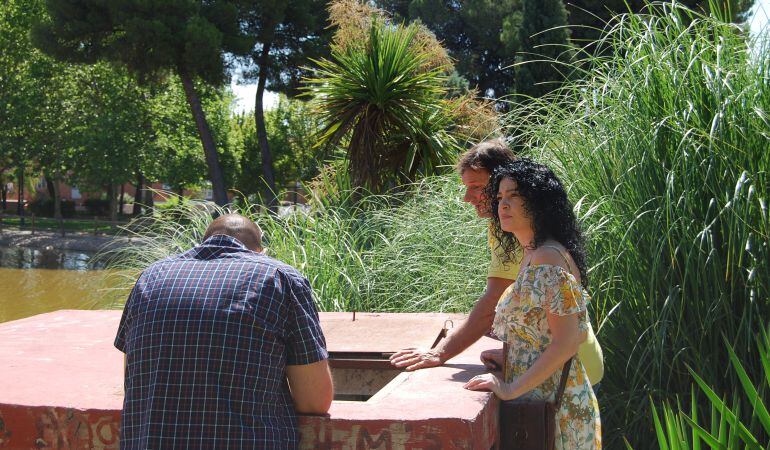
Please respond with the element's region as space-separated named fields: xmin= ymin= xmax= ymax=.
xmin=463 ymin=159 xmax=601 ymax=449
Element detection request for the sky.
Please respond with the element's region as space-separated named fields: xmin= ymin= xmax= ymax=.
xmin=750 ymin=0 xmax=770 ymax=36
xmin=230 ymin=0 xmax=770 ymax=114
xmin=230 ymin=81 xmax=279 ymax=115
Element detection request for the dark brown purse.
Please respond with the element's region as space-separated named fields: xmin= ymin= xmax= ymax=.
xmin=499 ymin=342 xmax=573 ymax=450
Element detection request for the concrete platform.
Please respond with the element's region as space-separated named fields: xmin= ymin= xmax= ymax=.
xmin=0 ymin=310 xmax=501 ymax=449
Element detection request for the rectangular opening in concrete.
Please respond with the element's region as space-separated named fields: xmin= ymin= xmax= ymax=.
xmin=328 ymin=351 xmax=402 ymax=402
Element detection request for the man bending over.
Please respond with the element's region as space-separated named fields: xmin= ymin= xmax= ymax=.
xmin=115 ymin=213 xmax=333 ymax=450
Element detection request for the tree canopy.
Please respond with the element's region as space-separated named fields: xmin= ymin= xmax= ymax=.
xmin=377 ymin=0 xmax=754 ymax=101
xmin=238 ymin=0 xmax=331 ymax=205
xmin=32 ymin=0 xmax=255 ymax=206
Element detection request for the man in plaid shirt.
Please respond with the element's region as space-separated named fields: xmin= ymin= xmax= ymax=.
xmin=115 ymin=214 xmax=333 ymax=449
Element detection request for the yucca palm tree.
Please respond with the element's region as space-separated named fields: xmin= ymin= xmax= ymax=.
xmin=303 ymin=17 xmax=456 ymax=192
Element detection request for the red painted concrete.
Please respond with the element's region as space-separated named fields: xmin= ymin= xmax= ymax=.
xmin=0 ymin=310 xmax=501 ymax=449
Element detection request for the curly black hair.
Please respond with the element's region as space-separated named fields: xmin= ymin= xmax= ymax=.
xmin=485 ymin=158 xmax=589 ymax=286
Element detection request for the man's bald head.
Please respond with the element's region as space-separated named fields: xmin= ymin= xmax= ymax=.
xmin=203 ymin=214 xmax=263 ymax=252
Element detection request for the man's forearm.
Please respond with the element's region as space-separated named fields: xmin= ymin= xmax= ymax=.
xmin=434 ymin=319 xmax=491 ymax=363
xmin=434 ymin=289 xmax=499 ymax=363
xmin=389 ymin=277 xmax=512 ymax=371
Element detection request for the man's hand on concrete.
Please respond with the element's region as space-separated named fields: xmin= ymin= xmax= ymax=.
xmin=480 ymin=348 xmax=504 ymax=371
xmin=389 ymin=348 xmax=442 ymax=371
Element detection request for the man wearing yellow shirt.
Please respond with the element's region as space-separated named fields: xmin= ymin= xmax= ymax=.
xmin=390 ymin=139 xmax=604 ymax=386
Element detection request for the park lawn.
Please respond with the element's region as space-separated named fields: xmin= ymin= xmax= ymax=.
xmin=0 ymin=216 xmax=124 ymax=234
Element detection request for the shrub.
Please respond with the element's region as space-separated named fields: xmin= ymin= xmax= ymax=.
xmin=650 ymin=327 xmax=770 ymax=449
xmin=304 ymin=0 xmax=499 ymax=193
xmin=28 ymin=198 xmax=76 ymax=218
xmin=83 ymin=198 xmax=110 ymax=216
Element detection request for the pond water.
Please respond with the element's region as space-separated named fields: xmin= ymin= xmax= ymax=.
xmin=0 ymin=246 xmax=127 ymax=324
xmin=0 ymin=245 xmax=107 ymax=270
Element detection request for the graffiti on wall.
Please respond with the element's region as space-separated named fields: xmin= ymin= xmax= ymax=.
xmin=0 ymin=408 xmax=119 ymax=450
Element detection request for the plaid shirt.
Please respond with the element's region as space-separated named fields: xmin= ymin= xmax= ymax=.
xmin=115 ymin=235 xmax=328 ymax=450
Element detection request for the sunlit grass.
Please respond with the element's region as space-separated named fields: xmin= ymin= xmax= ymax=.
xmin=104 ymin=176 xmax=489 ymax=314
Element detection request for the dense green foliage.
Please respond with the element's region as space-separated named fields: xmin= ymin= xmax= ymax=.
xmin=1 ymin=0 xmax=243 ymax=218
xmin=32 ymin=0 xmax=254 ymax=205
xmin=378 ymin=0 xmax=521 ymax=98
xmin=651 ymin=329 xmax=770 ymax=449
xmin=514 ymin=0 xmax=571 ymax=99
xmin=510 ymin=4 xmax=768 ymax=447
xmin=379 ymin=0 xmax=753 ymax=101
xmin=565 ymin=0 xmax=752 ymax=55
xmin=233 ymin=95 xmax=324 ymax=201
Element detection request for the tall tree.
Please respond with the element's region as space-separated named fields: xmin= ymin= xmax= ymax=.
xmin=0 ymin=0 xmax=39 ymax=219
xmin=378 ymin=0 xmax=524 ymax=99
xmin=32 ymin=0 xmax=254 ymax=206
xmin=144 ymin=80 xmax=238 ymax=199
xmin=64 ymin=63 xmax=155 ymax=222
xmin=515 ymin=0 xmax=571 ymax=99
xmin=240 ymin=0 xmax=331 ymax=205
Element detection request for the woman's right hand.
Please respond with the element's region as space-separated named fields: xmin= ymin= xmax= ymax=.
xmin=480 ymin=348 xmax=504 ymax=371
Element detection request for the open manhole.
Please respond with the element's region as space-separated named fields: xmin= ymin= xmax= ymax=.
xmin=328 ymin=351 xmax=402 ymax=402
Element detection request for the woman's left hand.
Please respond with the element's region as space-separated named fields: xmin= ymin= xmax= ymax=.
xmin=464 ymin=373 xmax=514 ymax=399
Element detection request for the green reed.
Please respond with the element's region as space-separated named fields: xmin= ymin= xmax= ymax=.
xmin=648 ymin=326 xmax=770 ymax=449
xmin=105 ymin=176 xmax=489 ymax=314
xmin=506 ymin=3 xmax=769 ymax=447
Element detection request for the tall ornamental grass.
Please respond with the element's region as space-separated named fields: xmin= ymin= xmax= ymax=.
xmin=106 ymin=175 xmax=489 ymax=314
xmin=510 ymin=3 xmax=769 ymax=447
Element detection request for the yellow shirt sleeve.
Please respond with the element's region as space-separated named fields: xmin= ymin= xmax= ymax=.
xmin=487 ymin=225 xmax=519 ymax=280
xmin=578 ymin=322 xmax=604 ymax=385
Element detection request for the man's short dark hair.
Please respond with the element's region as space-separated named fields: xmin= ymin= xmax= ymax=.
xmin=203 ymin=214 xmax=263 ymax=251
xmin=456 ymin=138 xmax=515 ymax=174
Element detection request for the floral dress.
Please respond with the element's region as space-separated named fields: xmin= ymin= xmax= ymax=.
xmin=493 ymin=264 xmax=602 ymax=449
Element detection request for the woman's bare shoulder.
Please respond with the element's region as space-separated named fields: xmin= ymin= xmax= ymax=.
xmin=529 ymin=242 xmax=571 ymax=272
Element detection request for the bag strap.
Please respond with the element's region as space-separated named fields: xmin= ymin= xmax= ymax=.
xmin=554 ymin=358 xmax=573 ymax=410
xmin=503 ymin=342 xmax=573 ymax=409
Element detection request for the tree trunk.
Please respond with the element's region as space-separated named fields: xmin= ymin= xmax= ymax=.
xmin=144 ymin=184 xmax=154 ymax=210
xmin=178 ymin=67 xmax=229 ymax=206
xmin=1 ymin=182 xmax=7 ymax=211
xmin=133 ymin=171 xmax=144 ymax=216
xmin=254 ymin=40 xmax=279 ymax=208
xmin=45 ymin=175 xmax=56 ymax=200
xmin=108 ymin=184 xmax=118 ymax=223
xmin=52 ymin=173 xmax=62 ymax=220
xmin=119 ymin=184 xmax=125 ymax=217
xmin=17 ymin=167 xmax=24 ymax=225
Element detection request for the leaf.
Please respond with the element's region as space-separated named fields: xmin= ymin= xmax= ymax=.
xmin=680 ymin=413 xmax=728 ymax=450
xmin=724 ymin=335 xmax=770 ymax=435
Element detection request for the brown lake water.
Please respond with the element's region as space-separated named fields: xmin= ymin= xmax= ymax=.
xmin=0 ymin=247 xmax=127 ymax=324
